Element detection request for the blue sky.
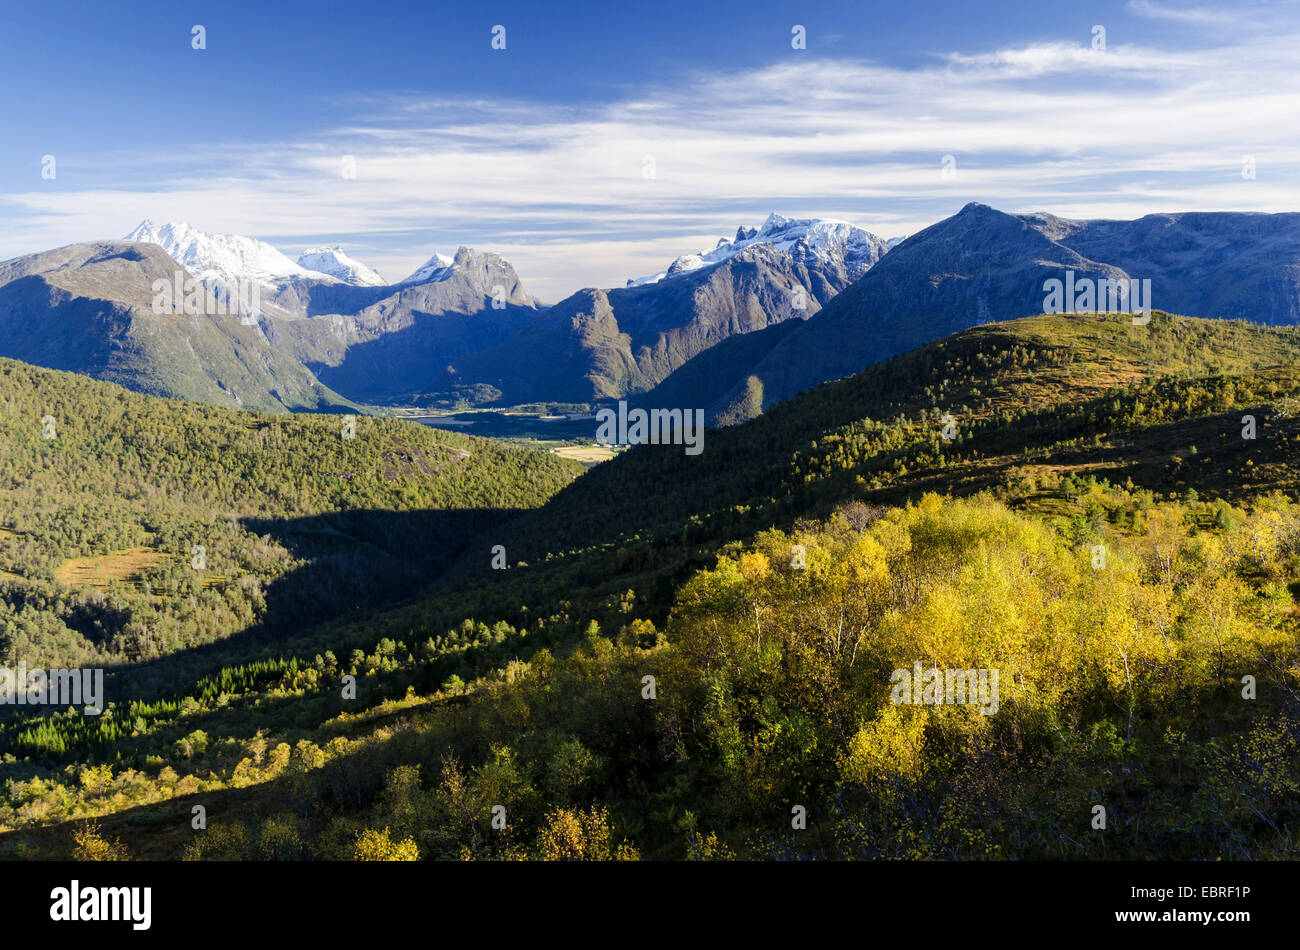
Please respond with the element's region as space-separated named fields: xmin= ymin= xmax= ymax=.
xmin=3 ymin=0 xmax=1299 ymax=300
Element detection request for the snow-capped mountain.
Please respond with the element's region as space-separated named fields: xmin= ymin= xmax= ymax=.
xmin=125 ymin=220 xmax=326 ymax=291
xmin=0 ymin=238 xmax=354 ymax=412
xmin=401 ymin=252 xmax=456 ymax=285
xmin=125 ymin=220 xmax=395 ymax=319
xmin=443 ymin=216 xmax=888 ymax=407
xmin=628 ymin=213 xmax=889 ymax=286
xmin=296 ymin=246 xmax=386 ymax=286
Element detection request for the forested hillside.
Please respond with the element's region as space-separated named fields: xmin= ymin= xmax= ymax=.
xmin=0 ymin=357 xmax=583 ymax=674
xmin=2 ymin=313 xmax=1298 ymax=861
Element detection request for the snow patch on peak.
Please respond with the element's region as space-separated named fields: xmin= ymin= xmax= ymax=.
xmin=627 ymin=214 xmax=888 ymax=287
xmin=296 ymin=246 xmax=386 ymax=286
xmin=401 ymin=252 xmax=456 ymax=285
xmin=667 ymin=254 xmax=706 ymax=277
xmin=125 ymin=220 xmax=326 ymax=289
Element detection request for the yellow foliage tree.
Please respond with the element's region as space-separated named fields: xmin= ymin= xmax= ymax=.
xmin=354 ymin=827 xmax=420 ymax=861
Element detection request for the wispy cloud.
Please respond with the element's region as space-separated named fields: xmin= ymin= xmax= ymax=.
xmin=1127 ymin=1 xmax=1237 ymax=25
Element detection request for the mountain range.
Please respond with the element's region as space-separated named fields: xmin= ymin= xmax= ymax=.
xmin=3 ymin=204 xmax=1299 ymax=417
xmin=0 ymin=223 xmax=543 ymax=410
xmin=655 ymin=202 xmax=1300 ymax=423
xmin=435 ymin=215 xmax=889 ymax=406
